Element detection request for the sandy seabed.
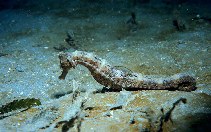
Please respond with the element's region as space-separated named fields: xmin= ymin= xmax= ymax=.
xmin=0 ymin=1 xmax=211 ymax=131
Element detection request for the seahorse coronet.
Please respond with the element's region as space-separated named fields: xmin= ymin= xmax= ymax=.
xmin=58 ymin=51 xmax=197 ymax=92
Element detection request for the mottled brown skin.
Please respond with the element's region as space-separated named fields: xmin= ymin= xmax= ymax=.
xmin=58 ymin=54 xmax=72 ymax=80
xmin=58 ymin=52 xmax=196 ymax=92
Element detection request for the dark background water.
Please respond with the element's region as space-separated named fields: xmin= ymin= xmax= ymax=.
xmin=1 ymin=0 xmax=211 ymax=11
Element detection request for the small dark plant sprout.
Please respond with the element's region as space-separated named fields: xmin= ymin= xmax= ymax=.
xmin=127 ymin=12 xmax=137 ymax=25
xmin=65 ymin=30 xmax=78 ymax=49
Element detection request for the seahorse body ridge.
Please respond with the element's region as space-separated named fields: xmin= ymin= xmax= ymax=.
xmin=59 ymin=51 xmax=196 ymax=92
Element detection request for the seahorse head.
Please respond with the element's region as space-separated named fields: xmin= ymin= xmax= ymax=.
xmin=58 ymin=53 xmax=76 ymax=79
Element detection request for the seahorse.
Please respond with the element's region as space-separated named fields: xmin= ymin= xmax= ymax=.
xmin=58 ymin=51 xmax=196 ymax=92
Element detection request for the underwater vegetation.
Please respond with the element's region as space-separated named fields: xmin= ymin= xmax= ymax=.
xmin=53 ymin=30 xmax=78 ymax=51
xmin=126 ymin=12 xmax=138 ymax=32
xmin=114 ymin=12 xmax=141 ymax=40
xmin=0 ymin=98 xmax=41 ymax=119
xmin=173 ymin=19 xmax=186 ymax=31
xmin=0 ymin=53 xmax=8 ymax=57
xmin=64 ymin=30 xmax=79 ymax=50
xmin=127 ymin=12 xmax=138 ymax=25
xmin=172 ymin=9 xmax=187 ymax=31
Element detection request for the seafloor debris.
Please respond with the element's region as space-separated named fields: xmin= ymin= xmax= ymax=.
xmin=25 ymin=106 xmax=60 ymax=130
xmin=48 ymin=81 xmax=89 ymax=132
xmin=53 ymin=45 xmax=68 ymax=52
xmin=58 ymin=51 xmax=196 ymax=92
xmin=158 ymin=98 xmax=187 ymax=132
xmin=109 ymin=91 xmax=133 ymax=110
